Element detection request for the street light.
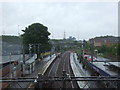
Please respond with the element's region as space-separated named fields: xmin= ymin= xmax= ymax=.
xmin=9 ymin=53 xmax=12 ymax=78
xmin=94 ymin=49 xmax=98 ymax=58
xmin=29 ymin=44 xmax=32 ymax=57
xmin=38 ymin=44 xmax=40 ymax=59
xmin=90 ymin=43 xmax=94 ymax=63
xmin=22 ymin=44 xmax=26 ymax=76
xmin=115 ymin=46 xmax=117 ymax=61
xmin=81 ymin=41 xmax=84 ymax=56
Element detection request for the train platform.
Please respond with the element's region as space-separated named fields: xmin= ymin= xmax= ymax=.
xmin=70 ymin=53 xmax=99 ymax=88
xmin=92 ymin=62 xmax=119 ymax=76
xmin=9 ymin=54 xmax=56 ymax=88
xmin=78 ymin=55 xmax=120 ymax=76
xmin=108 ymin=62 xmax=120 ymax=68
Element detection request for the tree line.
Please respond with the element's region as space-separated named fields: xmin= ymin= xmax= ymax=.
xmin=96 ymin=44 xmax=120 ymax=59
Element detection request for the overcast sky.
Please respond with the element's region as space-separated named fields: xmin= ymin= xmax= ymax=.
xmin=0 ymin=1 xmax=118 ymax=40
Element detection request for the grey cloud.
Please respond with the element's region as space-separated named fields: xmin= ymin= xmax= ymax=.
xmin=1 ymin=2 xmax=118 ymax=40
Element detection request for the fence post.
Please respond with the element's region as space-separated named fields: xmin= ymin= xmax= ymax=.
xmin=36 ymin=73 xmax=43 ymax=89
xmin=62 ymin=70 xmax=67 ymax=90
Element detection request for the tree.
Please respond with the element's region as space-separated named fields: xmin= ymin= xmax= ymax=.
xmin=97 ymin=45 xmax=108 ymax=54
xmin=117 ymin=44 xmax=120 ymax=56
xmin=83 ymin=40 xmax=91 ymax=51
xmin=22 ymin=23 xmax=51 ymax=58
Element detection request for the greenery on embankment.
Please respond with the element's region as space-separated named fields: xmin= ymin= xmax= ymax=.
xmin=75 ymin=40 xmax=120 ymax=61
xmin=1 ymin=35 xmax=22 ymax=44
xmin=96 ymin=44 xmax=120 ymax=61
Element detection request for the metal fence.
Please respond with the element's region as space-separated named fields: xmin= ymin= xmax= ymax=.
xmin=1 ymin=71 xmax=120 ymax=89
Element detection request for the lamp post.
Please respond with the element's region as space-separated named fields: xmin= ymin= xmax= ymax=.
xmin=38 ymin=44 xmax=40 ymax=59
xmin=94 ymin=49 xmax=98 ymax=58
xmin=22 ymin=44 xmax=25 ymax=76
xmin=81 ymin=41 xmax=84 ymax=56
xmin=10 ymin=53 xmax=12 ymax=78
xmin=90 ymin=43 xmax=94 ymax=63
xmin=29 ymin=44 xmax=32 ymax=57
xmin=115 ymin=46 xmax=117 ymax=61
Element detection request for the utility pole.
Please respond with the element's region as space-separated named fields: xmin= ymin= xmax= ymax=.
xmin=18 ymin=25 xmax=20 ymax=36
xmin=34 ymin=44 xmax=36 ymax=55
xmin=9 ymin=52 xmax=12 ymax=87
xmin=115 ymin=46 xmax=117 ymax=61
xmin=29 ymin=44 xmax=32 ymax=57
xmin=22 ymin=44 xmax=26 ymax=76
xmin=18 ymin=25 xmax=21 ymax=61
xmin=90 ymin=43 xmax=94 ymax=63
xmin=82 ymin=41 xmax=84 ymax=56
xmin=37 ymin=44 xmax=40 ymax=59
xmin=62 ymin=71 xmax=66 ymax=89
xmin=10 ymin=53 xmax=12 ymax=78
xmin=63 ymin=31 xmax=66 ymax=40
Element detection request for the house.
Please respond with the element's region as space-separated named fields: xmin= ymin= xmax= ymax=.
xmin=89 ymin=36 xmax=120 ymax=47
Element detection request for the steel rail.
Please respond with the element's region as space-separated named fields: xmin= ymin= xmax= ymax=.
xmin=92 ymin=61 xmax=120 ymax=62
xmin=0 ymin=79 xmax=35 ymax=82
xmin=42 ymin=76 xmax=120 ymax=78
xmin=1 ymin=76 xmax=120 ymax=80
xmin=1 ymin=77 xmax=36 ymax=79
xmin=1 ymin=78 xmax=120 ymax=82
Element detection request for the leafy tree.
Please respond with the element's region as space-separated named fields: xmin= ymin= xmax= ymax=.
xmin=55 ymin=44 xmax=61 ymax=52
xmin=83 ymin=40 xmax=91 ymax=51
xmin=97 ymin=45 xmax=107 ymax=53
xmin=2 ymin=35 xmax=22 ymax=44
xmin=117 ymin=44 xmax=120 ymax=56
xmin=22 ymin=23 xmax=51 ymax=58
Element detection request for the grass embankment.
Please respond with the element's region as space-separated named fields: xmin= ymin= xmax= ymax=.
xmin=40 ymin=52 xmax=52 ymax=59
xmin=98 ymin=53 xmax=119 ymax=61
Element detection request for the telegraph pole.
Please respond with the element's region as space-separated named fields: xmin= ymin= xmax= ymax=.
xmin=34 ymin=44 xmax=36 ymax=55
xmin=38 ymin=44 xmax=40 ymax=59
xmin=63 ymin=31 xmax=66 ymax=40
xmin=18 ymin=25 xmax=20 ymax=36
xmin=22 ymin=44 xmax=26 ymax=76
xmin=29 ymin=44 xmax=32 ymax=57
xmin=90 ymin=43 xmax=94 ymax=63
xmin=10 ymin=53 xmax=12 ymax=78
xmin=81 ymin=41 xmax=84 ymax=56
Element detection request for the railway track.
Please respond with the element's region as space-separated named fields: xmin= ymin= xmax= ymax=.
xmin=1 ymin=52 xmax=119 ymax=89
xmin=43 ymin=51 xmax=79 ymax=89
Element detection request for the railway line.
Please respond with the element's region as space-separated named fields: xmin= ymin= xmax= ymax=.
xmin=44 ymin=51 xmax=79 ymax=88
xmin=1 ymin=51 xmax=120 ymax=89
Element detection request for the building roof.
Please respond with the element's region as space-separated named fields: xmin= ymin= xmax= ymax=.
xmin=26 ymin=54 xmax=37 ymax=64
xmin=89 ymin=36 xmax=120 ymax=44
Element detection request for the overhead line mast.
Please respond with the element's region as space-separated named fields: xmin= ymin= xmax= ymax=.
xmin=63 ymin=31 xmax=66 ymax=40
